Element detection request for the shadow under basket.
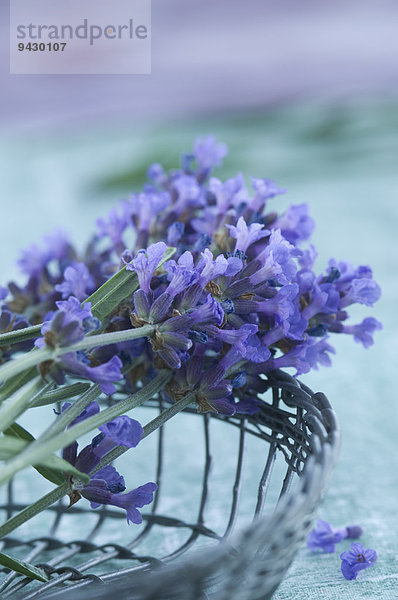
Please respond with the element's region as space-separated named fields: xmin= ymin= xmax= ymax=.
xmin=0 ymin=370 xmax=340 ymax=600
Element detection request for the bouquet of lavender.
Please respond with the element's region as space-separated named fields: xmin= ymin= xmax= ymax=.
xmin=0 ymin=137 xmax=381 ymax=582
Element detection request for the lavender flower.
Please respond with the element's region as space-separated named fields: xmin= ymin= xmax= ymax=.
xmin=188 ymin=294 xmax=224 ymax=326
xmin=126 ymin=242 xmax=167 ymax=294
xmin=35 ymin=309 xmax=85 ymax=350
xmin=340 ymin=543 xmax=377 ymax=580
xmin=226 ymin=217 xmax=270 ymax=253
xmin=163 ymin=255 xmax=199 ymax=298
xmin=172 ymin=176 xmax=202 ymax=215
xmin=17 ymin=229 xmax=72 ymax=277
xmin=256 ymin=284 xmax=300 ymax=331
xmin=81 ymin=479 xmax=157 ymax=524
xmin=298 ymin=244 xmax=318 ymax=270
xmin=42 ymin=228 xmax=72 ymax=263
xmin=130 ymin=191 xmax=171 ymax=247
xmin=194 ymin=135 xmax=228 ymax=169
xmin=192 ymin=347 xmax=249 ymax=415
xmin=153 ymin=316 xmax=193 ymax=369
xmin=187 ymin=135 xmax=228 ymax=180
xmin=55 ymin=262 xmax=94 ymax=301
xmin=61 ymin=401 xmax=100 ymax=428
xmin=55 ymin=296 xmax=93 ymax=322
xmin=307 ymin=519 xmax=363 ymax=553
xmin=0 ymin=310 xmax=33 ymax=362
xmin=339 ymin=278 xmax=382 ymax=308
xmin=301 ymin=283 xmax=340 ymax=320
xmin=208 ymin=173 xmax=247 ymax=215
xmin=59 ymin=401 xmax=100 ymax=465
xmin=250 ymin=177 xmax=286 ymax=212
xmin=92 ymin=415 xmax=143 ymax=458
xmin=62 ymin=408 xmax=156 ymax=524
xmin=250 ymin=229 xmax=299 ymax=286
xmin=33 ymin=296 xmax=123 ymax=393
xmin=17 ymin=242 xmax=47 ymax=277
xmin=35 ymin=296 xmax=97 ymax=350
xmin=337 ymin=317 xmax=383 ymax=348
xmin=272 ymin=203 xmax=315 ymax=245
xmin=167 ymin=222 xmax=185 ymax=246
xmin=301 ymin=337 xmax=336 ymax=371
xmin=59 ymin=354 xmax=123 ymax=395
xmin=198 ymin=249 xmax=229 ymax=285
xmin=96 ymin=202 xmax=132 ymax=248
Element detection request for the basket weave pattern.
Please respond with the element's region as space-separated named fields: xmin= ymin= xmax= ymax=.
xmin=0 ymin=370 xmax=340 ymax=599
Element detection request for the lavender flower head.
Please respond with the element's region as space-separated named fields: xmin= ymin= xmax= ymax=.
xmin=1 ymin=136 xmax=382 ymax=419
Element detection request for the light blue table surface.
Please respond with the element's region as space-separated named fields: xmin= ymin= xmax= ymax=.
xmin=0 ymin=100 xmax=397 ymax=598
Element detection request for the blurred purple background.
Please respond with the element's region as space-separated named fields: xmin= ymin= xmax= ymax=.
xmin=1 ymin=0 xmax=398 ymax=132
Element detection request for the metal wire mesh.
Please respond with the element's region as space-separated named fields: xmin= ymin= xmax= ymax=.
xmin=0 ymin=370 xmax=340 ymax=599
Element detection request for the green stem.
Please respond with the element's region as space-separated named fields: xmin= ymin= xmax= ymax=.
xmin=142 ymin=392 xmax=195 ymax=438
xmin=31 ymin=382 xmax=91 ymax=408
xmin=225 ymin=359 xmax=248 ymax=378
xmin=0 ymin=324 xmax=154 ymax=385
xmin=55 ymin=324 xmax=155 ymax=355
xmin=0 ymin=349 xmax=52 ymax=386
xmin=39 ymin=384 xmax=102 ymax=441
xmin=0 ymin=370 xmax=171 ymax=488
xmin=0 ymin=379 xmax=50 ymax=434
xmin=0 ymin=389 xmax=194 ymax=540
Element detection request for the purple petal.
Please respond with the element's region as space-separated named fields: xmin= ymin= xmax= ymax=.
xmin=55 ymin=262 xmax=94 ymax=301
xmin=127 ymin=242 xmax=167 ymax=294
xmin=110 ymin=482 xmax=158 ymax=524
xmin=99 ymin=415 xmax=143 ymax=449
xmin=341 ymin=560 xmax=357 ymax=580
xmin=95 ymin=465 xmax=126 ymax=494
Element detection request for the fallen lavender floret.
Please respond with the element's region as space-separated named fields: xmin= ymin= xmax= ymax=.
xmin=307 ymin=519 xmax=363 ymax=553
xmin=340 ymin=543 xmax=377 ymax=580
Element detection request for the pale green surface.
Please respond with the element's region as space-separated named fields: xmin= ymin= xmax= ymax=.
xmin=0 ymin=99 xmax=397 ymax=597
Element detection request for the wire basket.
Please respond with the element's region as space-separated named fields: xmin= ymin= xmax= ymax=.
xmin=0 ymin=370 xmax=340 ymax=600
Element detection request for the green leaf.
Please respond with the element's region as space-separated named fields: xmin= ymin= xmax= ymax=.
xmin=0 ymin=550 xmax=49 ymax=582
xmin=0 ymin=367 xmax=37 ymax=402
xmin=0 ymin=370 xmax=171 ymax=488
xmin=32 ymin=382 xmax=91 ymax=407
xmin=0 ymin=378 xmax=48 ymax=434
xmin=4 ymin=423 xmax=64 ymax=485
xmin=0 ymin=435 xmax=89 ymax=484
xmin=84 ymin=246 xmax=176 ymax=322
xmin=0 ymin=247 xmax=175 ymax=353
